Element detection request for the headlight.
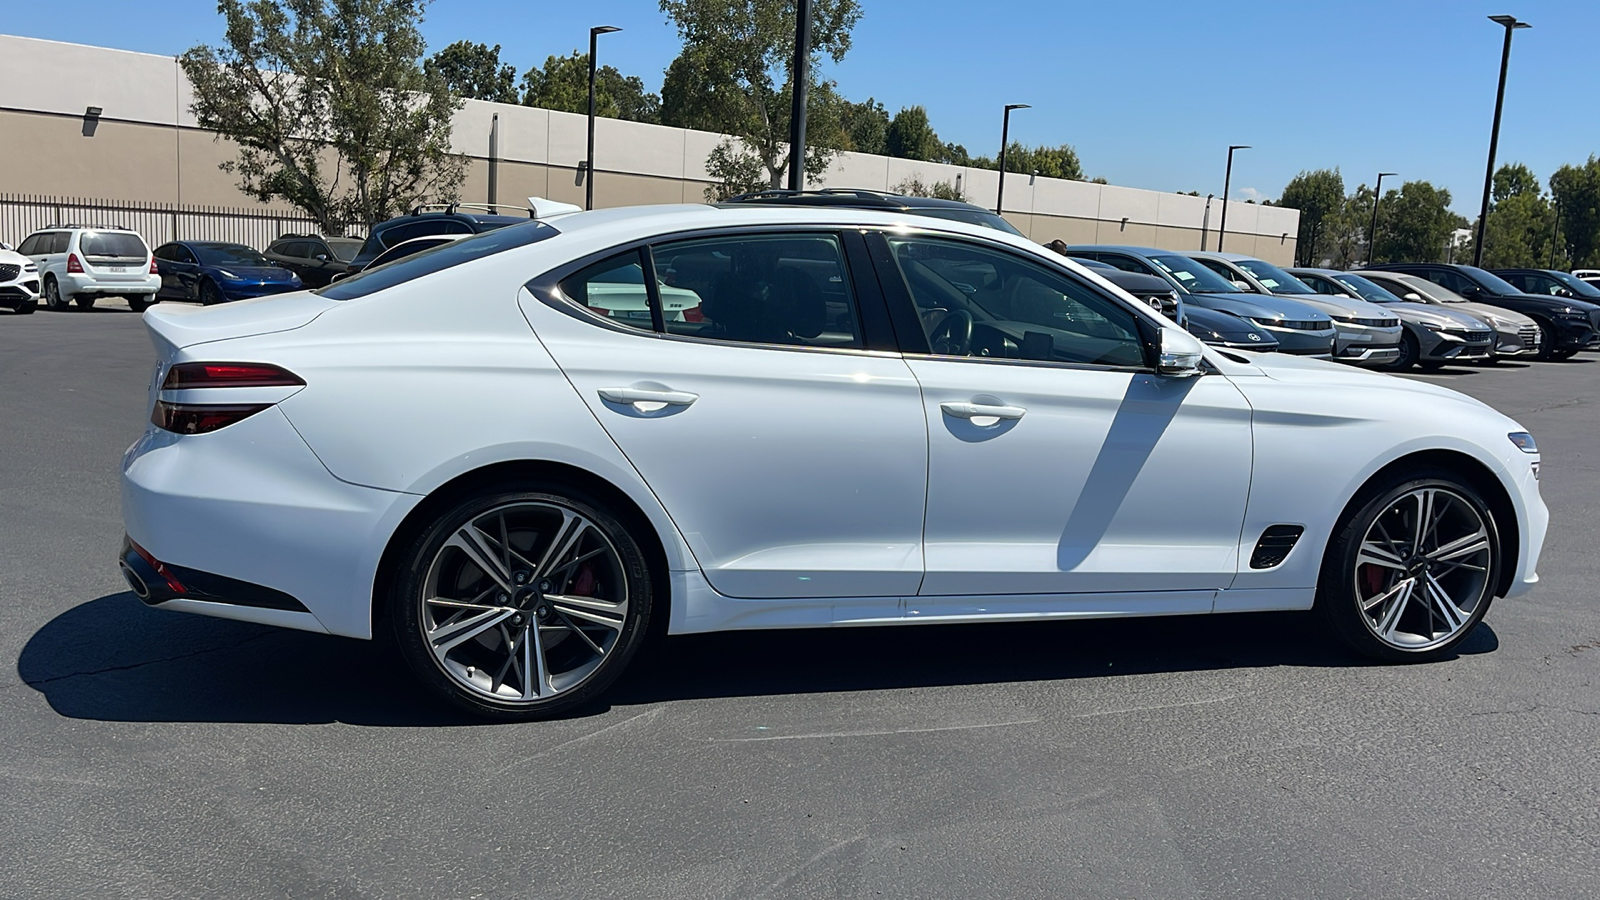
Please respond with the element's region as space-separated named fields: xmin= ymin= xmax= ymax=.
xmin=1508 ymin=432 xmax=1538 ymax=453
xmin=216 ymin=269 xmax=239 ymax=280
xmin=1554 ymin=308 xmax=1588 ymax=319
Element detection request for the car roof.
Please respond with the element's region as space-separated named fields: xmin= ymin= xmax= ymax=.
xmin=537 ymin=203 xmax=1045 ymax=246
xmin=1187 ymin=250 xmax=1255 ymax=262
xmin=1063 ymin=245 xmax=1180 ymax=257
xmin=376 ymin=211 xmax=528 ymax=229
xmin=719 ymin=189 xmax=992 ymax=213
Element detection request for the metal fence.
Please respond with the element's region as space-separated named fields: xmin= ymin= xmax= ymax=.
xmin=0 ymin=194 xmax=333 ymax=251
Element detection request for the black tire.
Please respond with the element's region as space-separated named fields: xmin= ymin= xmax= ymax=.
xmin=390 ymin=483 xmax=654 ymax=720
xmin=43 ymin=276 xmax=71 ymax=311
xmin=1550 ymin=347 xmax=1580 ymax=361
xmin=73 ymin=294 xmax=94 ymax=310
xmin=1388 ymin=331 xmax=1419 ymax=370
xmin=199 ymin=280 xmax=223 ymax=306
xmin=1531 ymin=319 xmax=1560 ymax=361
xmin=13 ymin=296 xmax=36 ymax=314
xmin=1315 ymin=470 xmax=1499 ymax=663
xmin=126 ymin=295 xmax=151 ymax=313
xmin=1417 ymin=359 xmax=1445 ymax=371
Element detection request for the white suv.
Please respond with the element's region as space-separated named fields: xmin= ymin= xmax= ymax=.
xmin=0 ymin=246 xmax=40 ymax=314
xmin=17 ymin=226 xmax=161 ymax=312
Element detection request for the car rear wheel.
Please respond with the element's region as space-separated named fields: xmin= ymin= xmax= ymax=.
xmin=73 ymin=295 xmax=94 ymax=310
xmin=1316 ymin=472 xmax=1498 ymax=662
xmin=126 ymin=296 xmax=150 ymax=313
xmin=390 ymin=486 xmax=654 ymax=720
xmin=44 ymin=276 xmax=70 ymax=311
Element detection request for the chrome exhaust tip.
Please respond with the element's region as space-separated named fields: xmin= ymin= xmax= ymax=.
xmin=119 ymin=560 xmax=150 ymax=600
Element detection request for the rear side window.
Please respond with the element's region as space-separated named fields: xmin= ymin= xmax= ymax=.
xmin=559 ymin=252 xmax=655 ymax=333
xmin=319 ymin=220 xmax=561 ymax=299
xmin=80 ymin=231 xmax=148 ymax=259
xmin=48 ymin=233 xmax=71 ymax=254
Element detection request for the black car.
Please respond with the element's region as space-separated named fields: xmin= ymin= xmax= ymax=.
xmin=1362 ymin=263 xmax=1600 ymax=360
xmin=1491 ymin=268 xmax=1600 ymax=307
xmin=1067 ymin=256 xmax=1276 ymax=350
xmin=264 ymin=234 xmax=365 ymax=287
xmin=720 ymin=189 xmax=1026 ymax=236
xmin=347 ymin=204 xmax=532 ymax=274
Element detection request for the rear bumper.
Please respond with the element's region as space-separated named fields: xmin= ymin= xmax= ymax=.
xmin=62 ymin=273 xmax=159 ymax=295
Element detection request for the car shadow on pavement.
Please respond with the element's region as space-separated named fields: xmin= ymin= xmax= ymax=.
xmin=18 ymin=590 xmax=1499 ymax=725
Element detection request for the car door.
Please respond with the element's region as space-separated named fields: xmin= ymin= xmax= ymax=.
xmin=867 ymin=231 xmax=1254 ymax=613
xmin=524 ymin=228 xmax=928 ymax=608
xmin=164 ymin=244 xmax=201 ymax=299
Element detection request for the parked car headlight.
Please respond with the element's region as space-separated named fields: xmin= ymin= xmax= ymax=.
xmin=216 ymin=269 xmax=240 ymax=281
xmin=1508 ymin=431 xmax=1537 ymax=453
xmin=1554 ymin=307 xmax=1588 ymax=319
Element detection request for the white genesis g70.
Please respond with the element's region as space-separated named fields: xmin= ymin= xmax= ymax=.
xmin=119 ymin=204 xmax=1548 ymax=719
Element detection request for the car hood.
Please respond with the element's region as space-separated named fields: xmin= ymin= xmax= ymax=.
xmin=1453 ymin=301 xmax=1534 ymax=329
xmin=1233 ymin=348 xmax=1495 ymax=409
xmin=1184 ymin=306 xmax=1268 ymax=338
xmin=1389 ymin=302 xmax=1484 ymax=329
xmin=215 ymin=265 xmax=299 ymax=282
xmin=1182 ymin=292 xmax=1328 ymax=322
xmin=1278 ymin=293 xmax=1392 ymax=320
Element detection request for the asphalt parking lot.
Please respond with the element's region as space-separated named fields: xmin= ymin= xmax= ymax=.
xmin=2 ymin=302 xmax=1598 ymax=899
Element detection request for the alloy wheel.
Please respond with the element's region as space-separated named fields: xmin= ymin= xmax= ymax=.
xmin=418 ymin=500 xmax=630 ymax=703
xmin=1353 ymin=486 xmax=1492 ymax=651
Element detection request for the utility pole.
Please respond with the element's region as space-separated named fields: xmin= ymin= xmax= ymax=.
xmin=786 ymin=0 xmax=813 ymax=191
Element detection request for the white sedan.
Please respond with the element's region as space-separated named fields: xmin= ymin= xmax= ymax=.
xmin=120 ymin=204 xmax=1548 ymax=719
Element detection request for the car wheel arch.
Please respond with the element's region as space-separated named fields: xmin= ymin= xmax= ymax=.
xmin=1326 ymin=448 xmax=1519 ymax=600
xmin=370 ymin=459 xmax=674 ymax=639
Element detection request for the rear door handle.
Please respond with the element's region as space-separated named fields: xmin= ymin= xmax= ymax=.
xmin=598 ymin=387 xmax=699 ymax=409
xmin=940 ymin=401 xmax=1026 ymax=421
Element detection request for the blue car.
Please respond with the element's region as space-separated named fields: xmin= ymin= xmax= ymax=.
xmin=1063 ymin=245 xmax=1337 ymax=356
xmin=152 ymin=241 xmax=302 ymax=305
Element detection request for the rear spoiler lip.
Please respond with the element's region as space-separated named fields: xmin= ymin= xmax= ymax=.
xmin=143 ymin=290 xmax=338 ymax=351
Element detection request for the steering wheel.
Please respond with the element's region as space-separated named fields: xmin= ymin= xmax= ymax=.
xmin=929 ymin=309 xmax=974 ymax=356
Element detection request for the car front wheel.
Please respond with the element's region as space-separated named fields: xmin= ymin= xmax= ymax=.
xmin=390 ymin=486 xmax=654 ymax=720
xmin=1317 ymin=472 xmax=1498 ymax=662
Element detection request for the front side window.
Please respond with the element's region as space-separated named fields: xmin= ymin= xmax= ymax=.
xmin=194 ymin=244 xmax=267 ymax=266
xmin=1097 ymin=253 xmax=1158 ymax=276
xmin=887 ymin=236 xmax=1146 ymax=368
xmin=1421 ymin=269 xmax=1472 ymax=295
xmin=325 ymin=238 xmax=364 ymax=262
xmin=650 ymin=233 xmax=861 ymax=348
xmin=17 ymin=235 xmax=43 ymax=256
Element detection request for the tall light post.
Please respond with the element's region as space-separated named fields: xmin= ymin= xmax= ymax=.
xmin=1472 ymin=14 xmax=1530 ymax=267
xmin=1200 ymin=193 xmax=1214 ymax=250
xmin=1216 ymin=145 xmax=1250 ymax=252
xmin=585 ymin=25 xmax=622 ymax=211
xmin=786 ymin=0 xmax=813 ymax=191
xmin=1367 ymin=172 xmax=1398 ymax=265
xmin=995 ymin=103 xmax=1029 ymax=214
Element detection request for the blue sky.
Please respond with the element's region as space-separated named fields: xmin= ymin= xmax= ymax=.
xmin=8 ymin=0 xmax=1598 ymax=213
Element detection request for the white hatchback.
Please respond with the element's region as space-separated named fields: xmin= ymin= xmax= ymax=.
xmin=18 ymin=226 xmax=161 ymax=312
xmin=119 ymin=204 xmax=1548 ymax=719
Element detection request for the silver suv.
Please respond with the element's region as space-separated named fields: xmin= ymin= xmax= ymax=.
xmin=17 ymin=225 xmax=161 ymax=312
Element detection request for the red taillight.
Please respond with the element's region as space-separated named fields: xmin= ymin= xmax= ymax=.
xmin=153 ymin=362 xmax=303 ymax=434
xmin=683 ymin=305 xmax=704 ymax=323
xmin=152 ymin=402 xmax=271 ymax=434
xmin=149 ymin=257 xmax=160 ymax=274
xmin=162 ymin=362 xmax=304 ymax=389
xmin=66 ymin=253 xmax=84 ymax=274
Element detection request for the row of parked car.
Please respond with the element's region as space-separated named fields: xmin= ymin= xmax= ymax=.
xmin=4 ymin=193 xmax=1599 ymax=373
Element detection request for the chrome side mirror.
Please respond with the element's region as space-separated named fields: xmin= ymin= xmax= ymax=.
xmin=1157 ymin=325 xmax=1205 ymax=377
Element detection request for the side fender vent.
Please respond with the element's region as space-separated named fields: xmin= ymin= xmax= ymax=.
xmin=1250 ymin=525 xmax=1305 ymax=569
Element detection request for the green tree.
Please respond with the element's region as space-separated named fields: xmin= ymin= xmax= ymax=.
xmin=891 ymin=175 xmax=965 ymax=201
xmin=658 ymin=0 xmax=862 ymax=197
xmin=1278 ymin=168 xmax=1345 ymax=266
xmin=425 ymin=40 xmax=517 ymax=103
xmin=1464 ymin=163 xmax=1562 ymax=268
xmin=1372 ymin=180 xmax=1457 ymax=264
xmin=1001 ymin=143 xmax=1083 ymax=181
xmin=520 ymin=52 xmax=662 ymax=123
xmin=180 ymin=0 xmax=465 ymax=233
xmin=885 ymin=105 xmax=941 ymax=161
xmin=839 ymin=97 xmax=889 ymax=155
xmin=1551 ymin=156 xmax=1600 ymax=268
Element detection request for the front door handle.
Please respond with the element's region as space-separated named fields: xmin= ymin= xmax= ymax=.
xmin=598 ymin=387 xmax=699 ymax=410
xmin=940 ymin=401 xmax=1026 ymax=421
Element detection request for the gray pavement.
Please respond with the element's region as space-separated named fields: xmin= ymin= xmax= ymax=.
xmin=2 ymin=303 xmax=1598 ymax=899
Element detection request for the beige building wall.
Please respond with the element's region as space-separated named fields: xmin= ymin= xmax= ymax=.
xmin=0 ymin=34 xmax=1299 ymax=263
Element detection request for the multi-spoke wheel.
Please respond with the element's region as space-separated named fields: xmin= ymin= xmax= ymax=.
xmin=391 ymin=487 xmax=653 ymax=719
xmin=1319 ymin=474 xmax=1499 ymax=661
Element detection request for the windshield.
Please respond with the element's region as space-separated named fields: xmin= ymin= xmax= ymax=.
xmin=908 ymin=207 xmax=1027 ymax=237
xmin=1460 ymin=266 xmax=1526 ymax=295
xmin=1149 ymin=254 xmax=1244 ymax=293
xmin=1234 ymin=259 xmax=1315 ymax=294
xmin=326 ymin=238 xmax=363 ymax=262
xmin=80 ymin=231 xmax=148 ymax=259
xmin=1389 ymin=274 xmax=1467 ymax=303
xmin=1546 ymin=270 xmax=1600 ymax=299
xmin=318 ymin=221 xmax=560 ymax=300
xmin=1330 ymin=273 xmax=1403 ymax=303
xmin=195 ymin=244 xmax=270 ymax=266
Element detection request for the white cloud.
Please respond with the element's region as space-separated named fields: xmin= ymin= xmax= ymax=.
xmin=1237 ymin=186 xmax=1264 ymax=202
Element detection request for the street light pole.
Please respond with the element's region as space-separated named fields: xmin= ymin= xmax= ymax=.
xmin=1217 ymin=145 xmax=1250 ymax=253
xmin=1473 ymin=14 xmax=1530 ymax=267
xmin=786 ymin=0 xmax=813 ymax=191
xmin=1368 ymin=172 xmax=1397 ymax=265
xmin=586 ymin=25 xmax=622 ymax=211
xmin=1200 ymin=193 xmax=1214 ymax=250
xmin=995 ymin=103 xmax=1029 ymax=215
xmin=1549 ymin=199 xmax=1562 ymax=269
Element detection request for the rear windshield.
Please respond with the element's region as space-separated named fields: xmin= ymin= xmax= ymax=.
xmin=326 ymin=238 xmax=363 ymax=262
xmin=318 ymin=221 xmax=561 ymax=299
xmin=195 ymin=245 xmax=270 ymax=266
xmin=80 ymin=231 xmax=148 ymax=259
